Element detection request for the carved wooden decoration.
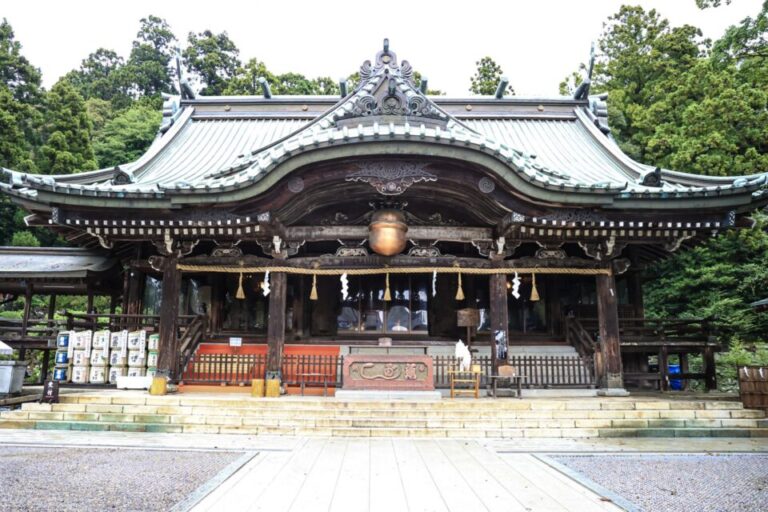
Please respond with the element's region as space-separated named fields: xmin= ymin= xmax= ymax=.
xmin=346 ymin=162 xmax=437 ymax=195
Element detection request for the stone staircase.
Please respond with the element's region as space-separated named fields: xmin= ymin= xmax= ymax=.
xmin=1 ymin=393 xmax=767 ymax=438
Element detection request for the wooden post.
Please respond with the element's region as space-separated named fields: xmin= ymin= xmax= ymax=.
xmin=659 ymin=346 xmax=669 ymax=392
xmin=21 ymin=285 xmax=33 ymax=338
xmin=596 ymin=273 xmax=623 ymax=389
xmin=126 ymin=268 xmax=144 ymax=330
xmin=489 ymin=273 xmax=509 ymax=375
xmin=156 ymin=256 xmax=182 ymax=380
xmin=680 ymin=353 xmax=690 ymax=391
xmin=40 ymin=294 xmax=57 ymax=384
xmin=627 ymin=271 xmax=645 ymax=318
xmin=703 ymin=346 xmax=717 ymax=391
xmin=266 ymin=272 xmax=288 ymax=379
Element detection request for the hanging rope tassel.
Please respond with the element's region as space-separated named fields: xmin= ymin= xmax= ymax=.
xmin=383 ymin=273 xmax=392 ymax=301
xmin=310 ymin=273 xmax=318 ymax=301
xmin=530 ymin=273 xmax=540 ymax=302
xmin=455 ymin=273 xmax=465 ymax=301
xmin=236 ymin=273 xmax=245 ymax=300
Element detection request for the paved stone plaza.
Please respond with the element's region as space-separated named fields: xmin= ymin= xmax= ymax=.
xmin=1 ymin=429 xmax=767 ymax=511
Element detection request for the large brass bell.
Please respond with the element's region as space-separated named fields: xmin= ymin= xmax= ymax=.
xmin=368 ymin=209 xmax=408 ymax=256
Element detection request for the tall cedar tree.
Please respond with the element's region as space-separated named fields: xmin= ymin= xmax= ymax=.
xmin=38 ymin=81 xmax=97 ymax=174
xmin=183 ymin=30 xmax=241 ymax=96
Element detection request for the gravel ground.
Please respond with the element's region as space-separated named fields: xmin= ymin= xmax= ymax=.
xmin=554 ymin=453 xmax=768 ymax=512
xmin=0 ymin=446 xmax=244 ymax=512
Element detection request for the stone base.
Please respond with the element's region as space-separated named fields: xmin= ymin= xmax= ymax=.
xmin=335 ymin=390 xmax=442 ymax=401
xmin=597 ymin=388 xmax=631 ymax=397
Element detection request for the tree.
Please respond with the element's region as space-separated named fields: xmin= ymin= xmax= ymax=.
xmin=64 ymin=48 xmax=128 ymax=106
xmin=469 ymin=57 xmax=514 ymax=96
xmin=37 ymin=81 xmax=97 ymax=174
xmin=93 ymin=104 xmax=161 ymax=167
xmin=0 ymin=86 xmax=36 ymax=172
xmin=0 ymin=18 xmax=42 ymax=105
xmin=124 ymin=15 xmax=178 ymax=98
xmin=183 ymin=30 xmax=241 ymax=96
xmin=10 ymin=230 xmax=40 ymax=247
xmin=645 ymin=213 xmax=768 ymax=345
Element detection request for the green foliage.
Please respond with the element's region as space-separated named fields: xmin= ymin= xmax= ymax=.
xmin=64 ymin=48 xmax=129 ymax=108
xmin=645 ymin=213 xmax=768 ymax=346
xmin=93 ymin=104 xmax=161 ymax=168
xmin=0 ymin=18 xmax=42 ymax=105
xmin=469 ymin=57 xmax=514 ymax=96
xmin=225 ymin=58 xmax=343 ymax=96
xmin=562 ymin=4 xmax=768 ymax=177
xmin=37 ymin=80 xmax=97 ymax=174
xmin=124 ymin=15 xmax=178 ymax=98
xmin=0 ymin=85 xmax=36 ymax=172
xmin=716 ymin=340 xmax=768 ymax=391
xmin=10 ymin=230 xmax=40 ymax=247
xmin=183 ymin=30 xmax=241 ymax=95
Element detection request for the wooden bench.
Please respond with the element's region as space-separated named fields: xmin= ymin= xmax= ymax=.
xmin=488 ymin=365 xmax=527 ymax=399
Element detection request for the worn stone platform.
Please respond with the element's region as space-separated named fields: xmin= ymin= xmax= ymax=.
xmin=1 ymin=391 xmax=766 ymax=438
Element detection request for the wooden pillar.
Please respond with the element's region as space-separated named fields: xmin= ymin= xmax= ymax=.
xmin=156 ymin=256 xmax=182 ymax=380
xmin=40 ymin=349 xmax=51 ymax=383
xmin=266 ymin=272 xmax=288 ymax=378
xmin=596 ymin=273 xmax=623 ymax=389
xmin=489 ymin=274 xmax=509 ymax=374
xmin=626 ymin=271 xmax=645 ymax=318
xmin=40 ymin=294 xmax=57 ymax=384
xmin=209 ymin=275 xmax=224 ymax=332
xmin=659 ymin=346 xmax=669 ymax=392
xmin=703 ymin=346 xmax=717 ymax=391
xmin=21 ymin=285 xmax=33 ymax=338
xmin=292 ymin=276 xmax=305 ymax=340
xmin=126 ymin=268 xmax=144 ymax=330
xmin=680 ymin=353 xmax=690 ymax=391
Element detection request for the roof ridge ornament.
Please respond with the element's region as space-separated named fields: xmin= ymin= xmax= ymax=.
xmin=337 ymin=39 xmax=447 ymax=126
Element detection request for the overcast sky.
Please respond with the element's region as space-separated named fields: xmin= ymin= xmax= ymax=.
xmin=3 ymin=0 xmax=764 ymax=97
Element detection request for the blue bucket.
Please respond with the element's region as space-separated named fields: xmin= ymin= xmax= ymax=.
xmin=668 ymin=363 xmax=683 ymax=390
xmin=56 ymin=333 xmax=70 ymax=348
xmin=53 ymin=367 xmax=69 ymax=382
xmin=54 ymin=351 xmax=69 ymax=365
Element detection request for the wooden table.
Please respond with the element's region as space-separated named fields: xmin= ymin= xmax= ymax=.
xmin=448 ymin=370 xmax=481 ymax=399
xmin=298 ymin=373 xmax=329 ymax=396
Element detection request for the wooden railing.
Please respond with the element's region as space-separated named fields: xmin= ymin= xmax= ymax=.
xmin=181 ymin=354 xmax=595 ymax=389
xmin=564 ymin=317 xmax=598 ymax=358
xmin=577 ymin=317 xmax=715 ymax=347
xmin=63 ymin=312 xmax=198 ymax=333
xmin=181 ymin=353 xmax=344 ymax=387
xmin=0 ymin=317 xmax=63 ymax=347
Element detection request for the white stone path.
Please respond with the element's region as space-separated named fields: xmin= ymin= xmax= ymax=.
xmin=192 ymin=438 xmax=622 ymax=512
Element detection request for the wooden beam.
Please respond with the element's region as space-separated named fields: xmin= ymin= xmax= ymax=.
xmin=285 ymin=225 xmax=494 ymax=242
xmin=266 ymin=272 xmax=288 ymax=378
xmin=596 ymin=273 xmax=623 ymax=389
xmin=489 ymin=273 xmax=509 ymax=375
xmin=157 ymin=256 xmax=182 ymax=380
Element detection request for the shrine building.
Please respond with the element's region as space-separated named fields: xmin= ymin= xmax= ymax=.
xmin=2 ymin=40 xmax=767 ymax=394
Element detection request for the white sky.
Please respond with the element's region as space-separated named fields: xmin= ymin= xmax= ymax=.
xmin=3 ymin=0 xmax=764 ymax=96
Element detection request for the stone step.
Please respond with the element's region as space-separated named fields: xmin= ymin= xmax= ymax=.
xmin=3 ymin=410 xmax=764 ymax=431
xmin=2 ymin=419 xmax=767 ymax=439
xmin=16 ymin=403 xmax=762 ymax=422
